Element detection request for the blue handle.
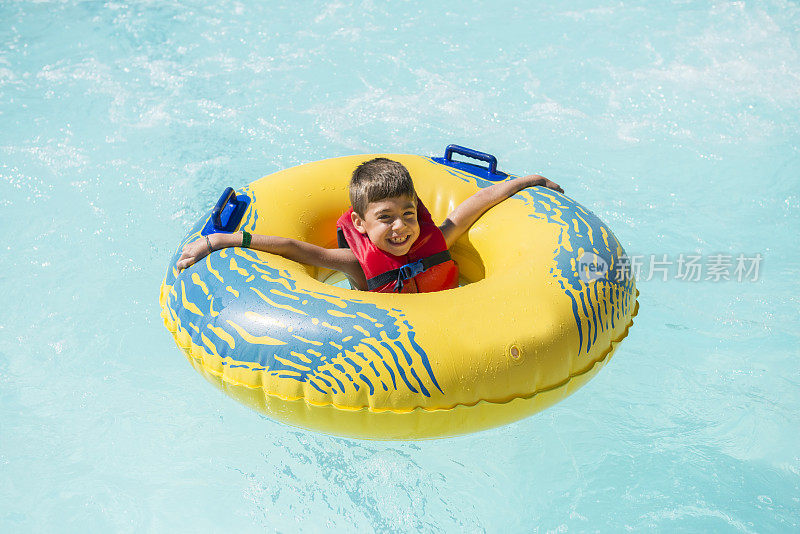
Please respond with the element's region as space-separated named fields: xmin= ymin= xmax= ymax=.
xmin=444 ymin=144 xmax=498 ymax=176
xmin=212 ymin=187 xmax=237 ymax=230
xmin=202 ymin=186 xmax=250 ymax=236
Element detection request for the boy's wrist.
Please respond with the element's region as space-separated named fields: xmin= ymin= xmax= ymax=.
xmin=523 ymin=175 xmax=546 ymax=188
xmin=208 ymin=232 xmax=234 ymax=251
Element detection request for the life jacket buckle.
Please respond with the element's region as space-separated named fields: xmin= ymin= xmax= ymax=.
xmin=399 ymin=260 xmax=425 ymax=280
xmin=394 ymin=260 xmax=425 ymax=291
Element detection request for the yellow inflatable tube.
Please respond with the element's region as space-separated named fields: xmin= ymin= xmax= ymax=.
xmin=159 ymin=151 xmax=638 ymax=439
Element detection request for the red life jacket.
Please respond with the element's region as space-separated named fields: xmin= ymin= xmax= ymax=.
xmin=336 ymin=200 xmax=459 ymax=293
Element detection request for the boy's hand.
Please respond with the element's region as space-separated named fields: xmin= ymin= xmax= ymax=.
xmin=176 ymin=236 xmax=213 ymax=271
xmin=523 ymin=174 xmax=564 ymax=194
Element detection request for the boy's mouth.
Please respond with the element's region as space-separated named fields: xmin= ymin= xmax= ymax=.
xmin=388 ymin=235 xmax=410 ymax=246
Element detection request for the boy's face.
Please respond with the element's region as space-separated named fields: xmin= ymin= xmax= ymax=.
xmin=352 ymin=195 xmax=420 ymax=256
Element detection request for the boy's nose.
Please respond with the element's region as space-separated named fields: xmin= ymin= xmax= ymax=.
xmin=391 ymin=218 xmax=406 ymax=231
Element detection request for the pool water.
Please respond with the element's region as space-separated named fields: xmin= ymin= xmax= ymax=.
xmin=2 ymin=0 xmax=799 ymax=531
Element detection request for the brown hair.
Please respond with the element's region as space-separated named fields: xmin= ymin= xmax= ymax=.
xmin=349 ymin=158 xmax=416 ymax=217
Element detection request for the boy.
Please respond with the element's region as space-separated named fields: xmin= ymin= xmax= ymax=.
xmin=176 ymin=158 xmax=563 ymax=292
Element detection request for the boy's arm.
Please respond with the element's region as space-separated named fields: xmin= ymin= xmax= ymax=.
xmin=176 ymin=232 xmax=366 ymax=288
xmin=439 ymin=175 xmax=563 ymax=248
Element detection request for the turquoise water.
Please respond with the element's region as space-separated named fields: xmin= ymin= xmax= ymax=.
xmin=2 ymin=0 xmax=799 ymax=530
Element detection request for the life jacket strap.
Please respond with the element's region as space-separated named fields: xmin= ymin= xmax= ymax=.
xmin=366 ymin=250 xmax=453 ymax=292
xmin=337 ymin=227 xmax=348 ymax=249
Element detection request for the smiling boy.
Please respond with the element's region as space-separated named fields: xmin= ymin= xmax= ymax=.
xmin=176 ymin=157 xmax=563 ymax=292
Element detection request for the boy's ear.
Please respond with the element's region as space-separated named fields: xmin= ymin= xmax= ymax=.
xmin=351 ymin=211 xmax=367 ymax=234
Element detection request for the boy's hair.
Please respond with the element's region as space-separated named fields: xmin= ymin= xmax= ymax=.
xmin=349 ymin=158 xmax=416 ymax=217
